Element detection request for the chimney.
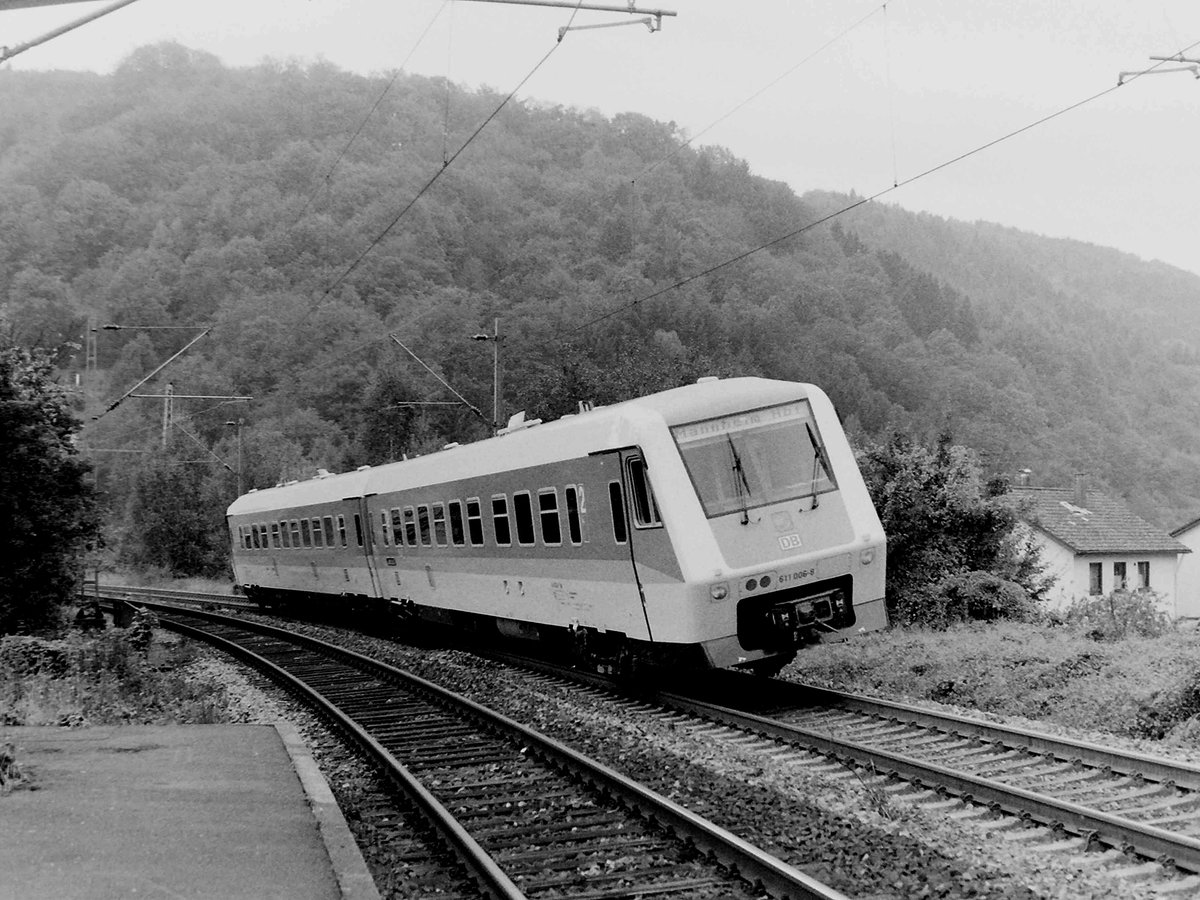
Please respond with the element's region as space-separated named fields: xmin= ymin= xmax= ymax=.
xmin=1073 ymin=472 xmax=1088 ymax=507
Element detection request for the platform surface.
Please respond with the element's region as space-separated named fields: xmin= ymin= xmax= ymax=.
xmin=0 ymin=724 xmax=376 ymax=900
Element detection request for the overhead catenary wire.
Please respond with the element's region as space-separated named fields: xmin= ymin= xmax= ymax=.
xmin=565 ymin=36 xmax=1200 ymax=337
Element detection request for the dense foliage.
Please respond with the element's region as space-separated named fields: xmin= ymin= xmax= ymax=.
xmin=0 ymin=346 xmax=99 ymax=633
xmin=2 ymin=43 xmax=1198 ymax=576
xmin=857 ymin=433 xmax=1048 ymax=626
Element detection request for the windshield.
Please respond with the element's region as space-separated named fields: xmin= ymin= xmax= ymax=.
xmin=671 ymin=400 xmax=836 ymax=518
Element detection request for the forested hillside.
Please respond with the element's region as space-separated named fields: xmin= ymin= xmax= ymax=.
xmin=2 ymin=43 xmax=1198 ymax=572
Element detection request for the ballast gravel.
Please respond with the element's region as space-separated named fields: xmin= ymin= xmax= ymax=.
xmin=184 ymin=629 xmax=1189 ymax=900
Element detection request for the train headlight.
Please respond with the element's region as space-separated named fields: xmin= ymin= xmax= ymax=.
xmin=709 ymin=582 xmax=729 ymax=601
xmin=860 ymin=547 xmax=876 ymax=566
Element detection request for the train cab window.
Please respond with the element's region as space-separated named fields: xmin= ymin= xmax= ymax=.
xmin=538 ymin=489 xmax=562 ymax=546
xmin=337 ymin=515 xmax=347 ymax=547
xmin=492 ymin=495 xmax=512 ymax=546
xmin=467 ymin=498 xmax=484 ymax=546
xmin=271 ymin=523 xmax=281 ymax=549
xmin=433 ymin=503 xmax=448 ymax=546
xmin=565 ymin=486 xmax=584 ymax=545
xmin=353 ymin=514 xmax=364 ymax=548
xmin=608 ymin=481 xmax=628 ymax=545
xmin=290 ymin=520 xmax=302 ymax=547
xmin=390 ymin=508 xmax=404 ymax=547
xmin=626 ymin=456 xmax=662 ymax=528
xmin=301 ymin=519 xmax=312 ymax=547
xmin=311 ymin=518 xmax=325 ymax=548
xmin=416 ymin=505 xmax=431 ymax=547
xmin=323 ymin=516 xmax=335 ymax=547
xmin=513 ymin=492 xmax=536 ymax=546
xmin=448 ymin=501 xmax=465 ymax=546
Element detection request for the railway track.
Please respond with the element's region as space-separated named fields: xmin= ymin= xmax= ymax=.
xmin=495 ymin=657 xmax=1200 ymax=889
xmin=109 ymin=595 xmax=850 ymax=900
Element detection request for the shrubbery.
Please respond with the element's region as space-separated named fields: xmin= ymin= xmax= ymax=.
xmin=1058 ymin=590 xmax=1172 ymax=640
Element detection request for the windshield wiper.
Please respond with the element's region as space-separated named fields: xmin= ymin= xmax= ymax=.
xmin=727 ymin=434 xmax=752 ymax=525
xmin=805 ymin=422 xmax=829 ymax=509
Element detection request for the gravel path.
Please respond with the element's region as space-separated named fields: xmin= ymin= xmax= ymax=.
xmin=183 ymin=630 xmax=1188 ymax=900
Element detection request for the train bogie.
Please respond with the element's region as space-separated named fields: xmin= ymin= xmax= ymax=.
xmin=227 ymin=377 xmax=888 ymax=673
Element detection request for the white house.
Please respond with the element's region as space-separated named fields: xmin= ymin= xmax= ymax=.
xmin=1171 ymin=516 xmax=1200 ymax=619
xmin=1008 ymin=483 xmax=1191 ymax=615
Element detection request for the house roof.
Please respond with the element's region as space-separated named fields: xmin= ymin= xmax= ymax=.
xmin=1008 ymin=486 xmax=1190 ymax=556
xmin=1172 ymin=516 xmax=1200 ymax=539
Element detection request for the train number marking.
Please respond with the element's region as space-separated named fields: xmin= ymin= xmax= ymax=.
xmin=779 ymin=567 xmax=816 ymax=584
xmin=778 ymin=533 xmax=803 ymax=551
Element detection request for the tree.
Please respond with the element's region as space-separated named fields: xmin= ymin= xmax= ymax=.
xmin=857 ymin=432 xmax=1048 ymax=627
xmin=0 ymin=345 xmax=100 ymax=633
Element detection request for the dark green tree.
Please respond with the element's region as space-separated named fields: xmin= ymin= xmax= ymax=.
xmin=857 ymin=432 xmax=1049 ymax=627
xmin=0 ymin=345 xmax=100 ymax=633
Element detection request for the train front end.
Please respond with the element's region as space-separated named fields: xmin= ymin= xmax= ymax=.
xmin=649 ymin=381 xmax=887 ymax=672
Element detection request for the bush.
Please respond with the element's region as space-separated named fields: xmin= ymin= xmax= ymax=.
xmin=1061 ymin=590 xmax=1171 ymax=640
xmin=889 ymin=571 xmax=1039 ymax=630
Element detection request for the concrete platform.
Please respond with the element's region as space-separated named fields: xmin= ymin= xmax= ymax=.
xmin=0 ymin=724 xmax=380 ymax=900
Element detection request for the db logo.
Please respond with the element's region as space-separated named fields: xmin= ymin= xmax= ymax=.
xmin=778 ymin=533 xmax=803 ymax=551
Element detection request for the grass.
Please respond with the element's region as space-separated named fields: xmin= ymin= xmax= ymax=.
xmin=788 ymin=620 xmax=1200 ymax=744
xmin=0 ymin=628 xmax=234 ymax=728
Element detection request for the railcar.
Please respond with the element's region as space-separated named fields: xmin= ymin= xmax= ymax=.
xmin=227 ymin=376 xmax=887 ymax=674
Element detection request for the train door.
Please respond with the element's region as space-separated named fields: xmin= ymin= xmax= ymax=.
xmin=353 ymin=496 xmax=383 ymax=599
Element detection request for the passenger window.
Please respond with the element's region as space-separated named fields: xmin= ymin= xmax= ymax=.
xmin=403 ymin=507 xmax=417 ymax=546
xmin=323 ymin=516 xmax=335 ymax=547
xmin=353 ymin=514 xmax=364 ymax=548
xmin=271 ymin=523 xmax=281 ymax=549
xmin=279 ymin=521 xmax=291 ymax=549
xmin=390 ymin=508 xmax=404 ymax=546
xmin=627 ymin=456 xmax=662 ymax=528
xmin=378 ymin=512 xmax=390 ymax=547
xmin=417 ymin=504 xmax=432 ymax=547
xmin=492 ymin=495 xmax=512 ymax=546
xmin=609 ymin=481 xmax=628 ymax=545
xmin=514 ymin=492 xmax=536 ymax=546
xmin=539 ymin=489 xmax=562 ymax=546
xmin=337 ymin=515 xmax=347 ymax=547
xmin=565 ymin=486 xmax=583 ymax=545
xmin=467 ymin=498 xmax=484 ymax=546
xmin=251 ymin=525 xmax=261 ymax=550
xmin=301 ymin=519 xmax=312 ymax=548
xmin=290 ymin=520 xmax=302 ymax=547
xmin=433 ymin=503 xmax=447 ymax=546
xmin=313 ymin=518 xmax=326 ymax=548
xmin=448 ymin=501 xmax=464 ymax=546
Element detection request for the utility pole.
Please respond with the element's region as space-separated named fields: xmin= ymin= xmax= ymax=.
xmin=472 ymin=318 xmax=503 ymax=432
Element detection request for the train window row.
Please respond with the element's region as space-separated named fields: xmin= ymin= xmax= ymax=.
xmin=377 ymin=485 xmax=585 ymax=550
xmin=238 ymin=514 xmax=359 ymax=551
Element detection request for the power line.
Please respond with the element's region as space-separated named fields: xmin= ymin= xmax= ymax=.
xmin=565 ymin=37 xmax=1200 ymax=337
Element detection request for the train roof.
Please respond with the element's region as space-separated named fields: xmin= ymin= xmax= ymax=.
xmin=227 ymin=377 xmax=819 ymax=517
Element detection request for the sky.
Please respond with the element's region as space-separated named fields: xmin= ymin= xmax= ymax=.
xmin=4 ymin=0 xmax=1200 ymax=276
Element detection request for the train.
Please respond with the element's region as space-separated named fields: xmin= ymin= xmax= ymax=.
xmin=227 ymin=376 xmax=888 ymax=675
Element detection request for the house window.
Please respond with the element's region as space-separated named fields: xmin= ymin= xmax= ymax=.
xmin=609 ymin=481 xmax=628 ymax=545
xmin=1088 ymin=562 xmax=1102 ymax=596
xmin=1137 ymin=561 xmax=1151 ymax=590
xmin=565 ymin=485 xmax=583 ymax=545
xmin=492 ymin=495 xmax=512 ymax=546
xmin=1113 ymin=561 xmax=1127 ymax=591
xmin=538 ymin=489 xmax=562 ymax=546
